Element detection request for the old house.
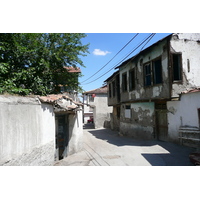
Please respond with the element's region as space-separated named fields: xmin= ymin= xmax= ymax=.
xmin=106 ymin=33 xmax=200 ymax=147
xmin=39 ymin=94 xmax=83 ymax=161
xmin=82 ymin=85 xmax=113 ymax=129
xmin=0 ymin=94 xmax=83 ymax=166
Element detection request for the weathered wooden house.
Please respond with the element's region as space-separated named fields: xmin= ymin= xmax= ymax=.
xmin=105 ymin=33 xmax=200 ymax=148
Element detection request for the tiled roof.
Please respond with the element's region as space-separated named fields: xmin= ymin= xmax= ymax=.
xmin=181 ymin=88 xmax=200 ymax=94
xmin=63 ymin=66 xmax=81 ymax=73
xmin=38 ymin=94 xmax=82 ymax=112
xmin=83 ymin=85 xmax=108 ymax=94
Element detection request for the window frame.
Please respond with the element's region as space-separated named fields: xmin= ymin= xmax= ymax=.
xmin=144 ymin=62 xmax=152 ymax=87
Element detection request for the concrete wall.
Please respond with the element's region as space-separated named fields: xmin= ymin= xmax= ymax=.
xmin=167 ymin=91 xmax=200 ymax=142
xmin=120 ymin=102 xmax=155 ymax=139
xmin=0 ymin=96 xmax=55 ymax=166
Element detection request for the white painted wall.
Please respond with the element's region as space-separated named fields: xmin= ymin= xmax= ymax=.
xmin=167 ymin=91 xmax=200 ymax=142
xmin=0 ymin=96 xmax=55 ymax=166
xmin=93 ymin=94 xmax=113 ymax=128
xmin=170 ymin=33 xmax=200 ymax=97
xmin=68 ymin=110 xmax=83 ymax=155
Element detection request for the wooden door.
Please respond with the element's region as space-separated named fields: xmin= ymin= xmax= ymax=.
xmin=155 ymin=104 xmax=168 ymax=141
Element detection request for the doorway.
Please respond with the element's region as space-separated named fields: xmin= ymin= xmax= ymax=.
xmin=155 ymin=103 xmax=168 ymax=141
xmin=55 ymin=114 xmax=69 ymax=160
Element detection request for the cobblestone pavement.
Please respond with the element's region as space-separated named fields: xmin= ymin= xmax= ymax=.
xmin=54 ymin=124 xmax=195 ymax=166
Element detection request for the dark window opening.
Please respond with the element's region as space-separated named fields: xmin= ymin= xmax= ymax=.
xmin=129 ymin=69 xmax=135 ymax=91
xmin=112 ymin=80 xmax=116 ymax=97
xmin=144 ymin=63 xmax=151 ymax=86
xmin=122 ymin=72 xmax=127 ymax=92
xmin=172 ymin=54 xmax=182 ymax=81
xmin=109 ymin=83 xmax=112 ymax=98
xmin=116 ymin=74 xmax=120 ymax=102
xmin=153 ymin=58 xmax=162 ymax=84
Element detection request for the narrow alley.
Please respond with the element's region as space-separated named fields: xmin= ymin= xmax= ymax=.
xmin=54 ymin=124 xmax=195 ymax=166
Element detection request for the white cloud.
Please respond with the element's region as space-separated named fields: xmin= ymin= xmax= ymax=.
xmin=93 ymin=49 xmax=111 ymax=56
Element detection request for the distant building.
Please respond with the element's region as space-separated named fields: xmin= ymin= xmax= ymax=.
xmin=82 ymin=85 xmax=113 ymax=129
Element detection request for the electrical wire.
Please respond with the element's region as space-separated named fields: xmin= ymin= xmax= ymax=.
xmin=80 ymin=33 xmax=139 ymax=84
xmin=82 ymin=33 xmax=156 ymax=85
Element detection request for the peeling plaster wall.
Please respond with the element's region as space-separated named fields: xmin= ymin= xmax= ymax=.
xmin=167 ymin=91 xmax=200 ymax=142
xmin=120 ymin=102 xmax=155 ymax=139
xmin=170 ymin=33 xmax=200 ymax=97
xmin=0 ymin=96 xmax=55 ymax=166
xmin=120 ymin=39 xmax=170 ymax=102
xmin=68 ymin=110 xmax=83 ymax=155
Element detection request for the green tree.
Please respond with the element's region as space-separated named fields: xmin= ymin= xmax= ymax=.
xmin=0 ymin=33 xmax=89 ymax=95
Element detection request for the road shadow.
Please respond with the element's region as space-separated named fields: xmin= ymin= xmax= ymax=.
xmin=83 ymin=123 xmax=95 ymax=129
xmin=87 ymin=127 xmax=195 ymax=166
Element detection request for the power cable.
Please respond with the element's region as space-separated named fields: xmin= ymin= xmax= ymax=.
xmin=82 ymin=33 xmax=156 ymax=85
xmin=80 ymin=33 xmax=139 ymax=83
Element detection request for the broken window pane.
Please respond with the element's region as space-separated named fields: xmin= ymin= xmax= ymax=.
xmin=153 ymin=58 xmax=162 ymax=84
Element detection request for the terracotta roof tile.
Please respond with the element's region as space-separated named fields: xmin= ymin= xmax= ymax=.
xmin=181 ymin=88 xmax=200 ymax=94
xmin=63 ymin=66 xmax=81 ymax=73
xmin=83 ymin=85 xmax=108 ymax=94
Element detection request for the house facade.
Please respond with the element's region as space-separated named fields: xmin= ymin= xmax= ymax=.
xmin=82 ymin=86 xmax=113 ymax=129
xmin=0 ymin=94 xmax=83 ymax=165
xmin=106 ymin=33 xmax=200 ymax=146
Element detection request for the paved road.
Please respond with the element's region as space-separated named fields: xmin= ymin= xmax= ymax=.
xmin=54 ymin=124 xmax=195 ymax=166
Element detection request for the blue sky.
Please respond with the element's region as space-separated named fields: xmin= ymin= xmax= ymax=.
xmin=78 ymin=33 xmax=171 ymax=92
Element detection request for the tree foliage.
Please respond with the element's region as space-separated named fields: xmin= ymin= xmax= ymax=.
xmin=0 ymin=33 xmax=89 ymax=95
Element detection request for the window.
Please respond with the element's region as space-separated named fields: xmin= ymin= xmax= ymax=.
xmin=153 ymin=58 xmax=162 ymax=84
xmin=129 ymin=69 xmax=135 ymax=91
xmin=122 ymin=72 xmax=127 ymax=92
xmin=144 ymin=63 xmax=151 ymax=86
xmin=112 ymin=80 xmax=116 ymax=97
xmin=89 ymin=94 xmax=94 ymax=102
xmin=109 ymin=83 xmax=112 ymax=98
xmin=125 ymin=105 xmax=131 ymax=118
xmin=172 ymin=54 xmax=182 ymax=81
